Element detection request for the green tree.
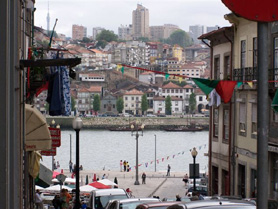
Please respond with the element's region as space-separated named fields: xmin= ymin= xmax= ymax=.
xmin=189 ymin=92 xmax=196 ymax=114
xmin=141 ymin=94 xmax=148 ymax=115
xmin=96 ymin=30 xmax=118 ymax=48
xmin=82 ymin=37 xmax=91 ymax=43
xmin=93 ymin=94 xmax=101 ymax=112
xmin=167 ymin=30 xmax=193 ymax=48
xmin=71 ymin=96 xmax=76 ymax=112
xmin=116 ymin=97 xmax=124 ymax=113
xmin=137 ymin=37 xmax=150 ymax=42
xmin=165 ymin=95 xmax=172 ymax=115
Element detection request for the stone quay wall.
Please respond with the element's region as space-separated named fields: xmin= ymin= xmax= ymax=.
xmin=46 ymin=117 xmax=209 ymax=130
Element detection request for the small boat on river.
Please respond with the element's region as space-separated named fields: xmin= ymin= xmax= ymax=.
xmin=163 ymin=125 xmax=203 ymax=132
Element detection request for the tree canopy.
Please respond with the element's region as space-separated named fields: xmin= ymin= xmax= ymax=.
xmin=141 ymin=94 xmax=148 ymax=115
xmin=167 ymin=30 xmax=193 ymax=48
xmin=93 ymin=94 xmax=101 ymax=112
xmin=189 ymin=92 xmax=196 ymax=114
xmin=116 ymin=97 xmax=124 ymax=113
xmin=96 ymin=30 xmax=118 ymax=48
xmin=165 ymin=95 xmax=172 ymax=115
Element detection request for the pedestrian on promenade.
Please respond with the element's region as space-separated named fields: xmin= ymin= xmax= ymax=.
xmin=176 ymin=194 xmax=181 ymax=201
xmin=114 ymin=177 xmax=118 ymax=188
xmin=183 ymin=173 xmax=189 ymax=185
xmin=142 ymin=172 xmax=146 ymax=184
xmin=35 ymin=190 xmax=43 ymax=209
xmin=57 ymin=161 xmax=60 ymax=169
xmin=166 ymin=164 xmax=171 ymax=176
xmin=69 ymin=160 xmax=73 ymax=173
xmin=127 ymin=162 xmax=130 ymax=172
xmin=52 ymin=195 xmax=61 ymax=209
xmin=123 ymin=160 xmax=127 ymax=172
xmin=120 ymin=160 xmax=123 ymax=172
xmin=102 ymin=174 xmax=106 ymax=179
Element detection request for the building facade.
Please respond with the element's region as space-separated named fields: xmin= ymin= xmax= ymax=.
xmin=132 ymin=4 xmax=150 ymax=39
xmin=123 ymin=89 xmax=144 ymax=115
xmin=72 ymin=24 xmax=87 ymax=40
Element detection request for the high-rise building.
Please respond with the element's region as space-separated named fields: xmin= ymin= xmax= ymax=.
xmin=150 ymin=24 xmax=180 ymax=40
xmin=207 ymin=25 xmax=220 ymax=33
xmin=92 ymin=27 xmax=105 ymax=40
xmin=118 ymin=25 xmax=132 ymax=40
xmin=72 ymin=24 xmax=87 ymax=40
xmin=132 ymin=4 xmax=150 ymax=39
xmin=189 ymin=25 xmax=205 ymax=44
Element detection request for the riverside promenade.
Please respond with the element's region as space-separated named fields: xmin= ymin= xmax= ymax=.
xmin=64 ymin=169 xmax=189 ymax=199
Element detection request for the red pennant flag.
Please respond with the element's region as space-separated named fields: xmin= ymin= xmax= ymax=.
xmin=139 ymin=164 xmax=142 ymax=167
xmin=157 ymin=160 xmax=159 ymax=164
xmin=215 ymin=81 xmax=237 ymax=103
xmin=150 ymin=161 xmax=153 ymax=164
xmin=173 ymin=155 xmax=175 ymax=158
xmin=162 ymin=158 xmax=164 ymax=162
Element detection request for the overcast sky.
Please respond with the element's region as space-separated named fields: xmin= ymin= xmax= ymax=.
xmin=34 ymin=0 xmax=232 ymax=38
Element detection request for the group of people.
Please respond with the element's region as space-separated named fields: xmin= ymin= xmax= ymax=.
xmin=120 ymin=160 xmax=130 ymax=172
xmin=53 ymin=159 xmax=60 ymax=170
xmin=52 ymin=188 xmax=72 ymax=209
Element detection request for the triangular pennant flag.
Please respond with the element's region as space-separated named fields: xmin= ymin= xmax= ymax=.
xmin=150 ymin=161 xmax=153 ymax=164
xmin=192 ymin=78 xmax=220 ymax=95
xmin=145 ymin=163 xmax=148 ymax=167
xmin=178 ymin=152 xmax=181 ymax=155
xmin=172 ymin=155 xmax=175 ymax=158
xmin=215 ymin=81 xmax=237 ymax=103
xmin=179 ymin=77 xmax=183 ymax=83
xmin=271 ymin=90 xmax=278 ymax=113
xmin=121 ymin=66 xmax=124 ymax=75
xmin=157 ymin=160 xmax=159 ymax=164
xmin=237 ymin=82 xmax=243 ymax=88
xmin=182 ymin=151 xmax=184 ymax=155
xmin=247 ymin=81 xmax=253 ymax=88
xmin=117 ymin=64 xmax=122 ymax=71
xmin=165 ymin=73 xmax=170 ymax=80
xmin=138 ymin=164 xmax=142 ymax=167
xmin=199 ymin=146 xmax=202 ymax=150
xmin=167 ymin=156 xmax=169 ymax=160
xmin=162 ymin=158 xmax=164 ymax=162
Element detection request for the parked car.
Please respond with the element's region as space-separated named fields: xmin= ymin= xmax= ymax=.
xmin=244 ymin=198 xmax=278 ymax=209
xmin=136 ymin=201 xmax=182 ymax=209
xmin=87 ymin=188 xmax=129 ymax=209
xmin=166 ymin=200 xmax=256 ymax=209
xmin=162 ymin=197 xmax=191 ymax=202
xmin=105 ymin=198 xmax=161 ymax=209
xmin=186 ymin=185 xmax=208 ymax=196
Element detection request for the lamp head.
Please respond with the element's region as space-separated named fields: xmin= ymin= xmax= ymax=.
xmin=56 ymin=124 xmax=60 ymax=129
xmin=141 ymin=124 xmax=145 ymax=129
xmin=72 ymin=117 xmax=83 ymax=130
xmin=51 ymin=119 xmax=55 ymax=125
xmin=191 ymin=147 xmax=198 ymax=157
xmin=131 ymin=124 xmax=134 ymax=129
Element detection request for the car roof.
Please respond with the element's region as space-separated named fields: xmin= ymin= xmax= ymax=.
xmin=137 ymin=201 xmax=182 ymax=208
xmin=118 ymin=198 xmax=160 ymax=203
xmin=167 ymin=200 xmax=256 ymax=209
xmin=94 ymin=189 xmax=127 ymax=196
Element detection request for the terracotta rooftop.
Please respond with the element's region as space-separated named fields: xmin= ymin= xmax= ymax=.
xmin=87 ymin=86 xmax=102 ymax=92
xmin=194 ymin=88 xmax=205 ymax=95
xmin=183 ymin=84 xmax=193 ymax=89
xmin=162 ymin=82 xmax=182 ymax=89
xmin=153 ymin=96 xmax=183 ymax=101
xmin=124 ymin=89 xmax=144 ymax=95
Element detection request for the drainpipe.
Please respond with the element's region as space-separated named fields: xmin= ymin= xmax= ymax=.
xmin=223 ymin=29 xmax=234 ymax=195
xmin=202 ymin=39 xmax=212 ymax=196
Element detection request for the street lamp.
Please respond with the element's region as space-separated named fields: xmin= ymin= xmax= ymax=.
xmin=154 ymin=134 xmax=157 ymax=172
xmin=191 ymin=147 xmax=198 ymax=192
xmin=131 ymin=120 xmax=144 ymax=185
xmin=72 ymin=117 xmax=83 ymax=209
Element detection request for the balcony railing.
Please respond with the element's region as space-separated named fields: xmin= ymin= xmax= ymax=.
xmin=233 ymin=67 xmax=278 ymax=89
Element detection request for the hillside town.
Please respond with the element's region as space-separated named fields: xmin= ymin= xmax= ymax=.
xmin=2 ymin=1 xmax=278 ymax=209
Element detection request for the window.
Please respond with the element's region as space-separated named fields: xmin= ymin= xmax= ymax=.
xmin=213 ymin=108 xmax=219 ymax=137
xmin=223 ymin=109 xmax=229 ymax=142
xmin=104 ymin=104 xmax=106 ymax=108
xmin=241 ymin=40 xmax=246 ymax=68
xmin=252 ymin=103 xmax=257 ymax=136
xmin=167 ymin=89 xmax=170 ymax=93
xmin=131 ymin=104 xmax=134 ymax=107
xmin=171 ymin=89 xmax=174 ymax=93
xmin=175 ymin=108 xmax=179 ymax=111
xmin=224 ymin=54 xmax=230 ymax=79
xmin=253 ymin=37 xmax=257 ymax=68
xmin=175 ymin=89 xmax=179 ymax=93
xmin=125 ymin=97 xmax=128 ymax=100
xmin=199 ymin=97 xmax=203 ymax=101
xmin=162 ymin=89 xmax=165 ymax=93
xmin=175 ymin=101 xmax=178 ymax=106
xmin=113 ymin=105 xmax=115 ymax=108
xmin=239 ymin=99 xmax=247 ymax=136
xmin=136 ymin=97 xmax=139 ymax=101
xmin=214 ymin=56 xmax=220 ymax=79
xmin=180 ymin=89 xmax=183 ymax=93
xmin=132 ymin=97 xmax=134 ymax=100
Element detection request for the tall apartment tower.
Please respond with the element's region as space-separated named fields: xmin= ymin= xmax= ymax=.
xmin=132 ymin=4 xmax=150 ymax=39
xmin=72 ymin=24 xmax=87 ymax=40
xmin=189 ymin=25 xmax=205 ymax=44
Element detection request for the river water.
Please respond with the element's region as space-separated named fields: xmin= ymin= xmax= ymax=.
xmin=41 ymin=130 xmax=209 ymax=173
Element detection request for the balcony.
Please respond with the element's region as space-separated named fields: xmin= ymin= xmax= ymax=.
xmin=233 ymin=67 xmax=278 ymax=89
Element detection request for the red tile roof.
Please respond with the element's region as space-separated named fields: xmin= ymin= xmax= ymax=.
xmin=153 ymin=96 xmax=183 ymax=101
xmin=183 ymin=84 xmax=193 ymax=89
xmin=87 ymin=86 xmax=102 ymax=92
xmin=124 ymin=89 xmax=144 ymax=95
xmin=162 ymin=82 xmax=182 ymax=89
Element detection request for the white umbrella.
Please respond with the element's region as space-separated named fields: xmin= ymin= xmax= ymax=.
xmin=35 ymin=185 xmax=44 ymax=190
xmin=43 ymin=184 xmax=72 ymax=192
xmin=80 ymin=185 xmax=97 ymax=193
xmin=98 ymin=179 xmax=118 ymax=186
xmin=51 ymin=178 xmax=59 ymax=183
xmin=64 ymin=178 xmax=76 ymax=184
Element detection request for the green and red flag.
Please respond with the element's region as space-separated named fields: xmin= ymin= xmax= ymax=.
xmin=192 ymin=78 xmax=237 ymax=103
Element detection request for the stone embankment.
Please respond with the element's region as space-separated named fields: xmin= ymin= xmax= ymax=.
xmin=46 ymin=116 xmax=209 ymax=130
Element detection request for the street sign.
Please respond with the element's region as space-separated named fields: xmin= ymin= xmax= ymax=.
xmin=56 ymin=174 xmax=66 ymax=183
xmin=41 ymin=147 xmax=56 ymax=156
xmin=189 ymin=163 xmax=200 ymax=178
xmin=49 ymin=127 xmax=61 ymax=147
xmin=222 ymin=0 xmax=278 ymax=22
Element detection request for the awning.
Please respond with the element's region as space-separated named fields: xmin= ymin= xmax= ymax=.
xmin=25 ymin=104 xmax=51 ymax=151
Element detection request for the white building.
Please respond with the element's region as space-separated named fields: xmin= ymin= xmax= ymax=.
xmin=79 ymin=73 xmax=105 ymax=82
xmin=153 ymin=96 xmax=183 ymax=115
xmin=123 ymin=89 xmax=144 ymax=115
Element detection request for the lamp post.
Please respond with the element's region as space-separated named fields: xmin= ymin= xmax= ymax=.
xmin=154 ymin=134 xmax=157 ymax=172
xmin=131 ymin=120 xmax=144 ymax=185
xmin=69 ymin=134 xmax=72 ymax=163
xmin=72 ymin=117 xmax=83 ymax=209
xmin=191 ymin=147 xmax=198 ymax=192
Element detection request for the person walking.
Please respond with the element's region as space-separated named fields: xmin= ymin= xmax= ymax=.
xmin=120 ymin=160 xmax=123 ymax=172
xmin=102 ymin=174 xmax=106 ymax=179
xmin=52 ymin=195 xmax=61 ymax=209
xmin=183 ymin=173 xmax=189 ymax=185
xmin=127 ymin=162 xmax=130 ymax=172
xmin=176 ymin=194 xmax=181 ymax=201
xmin=166 ymin=164 xmax=171 ymax=176
xmin=69 ymin=160 xmax=73 ymax=173
xmin=35 ymin=190 xmax=43 ymax=209
xmin=123 ymin=160 xmax=127 ymax=172
xmin=142 ymin=172 xmax=146 ymax=184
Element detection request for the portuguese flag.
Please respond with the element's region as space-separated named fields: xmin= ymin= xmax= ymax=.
xmin=193 ymin=78 xmax=237 ymax=103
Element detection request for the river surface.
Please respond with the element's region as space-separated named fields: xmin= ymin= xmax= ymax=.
xmin=41 ymin=130 xmax=209 ymax=173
